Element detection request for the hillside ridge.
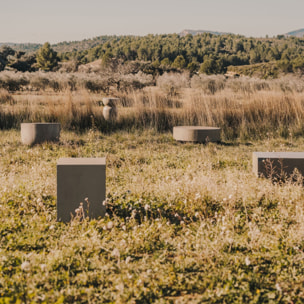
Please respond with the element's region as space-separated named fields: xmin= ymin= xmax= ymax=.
xmin=285 ymin=28 xmax=304 ymax=37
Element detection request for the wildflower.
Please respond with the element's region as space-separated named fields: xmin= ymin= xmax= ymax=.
xmin=115 ymin=283 xmax=124 ymax=293
xmin=102 ymin=200 xmax=107 ymax=206
xmin=111 ymin=248 xmax=120 ymax=258
xmin=106 ymin=221 xmax=114 ymax=230
xmin=275 ymin=283 xmax=282 ymax=292
xmin=245 ymin=256 xmax=251 ymax=266
xmin=144 ymin=204 xmax=150 ymax=211
xmin=40 ymin=264 xmax=47 ymax=271
xmin=21 ymin=261 xmax=31 ymax=272
xmin=125 ymin=256 xmax=132 ymax=264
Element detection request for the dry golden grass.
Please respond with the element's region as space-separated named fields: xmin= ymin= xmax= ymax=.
xmin=0 ymin=73 xmax=304 ymax=140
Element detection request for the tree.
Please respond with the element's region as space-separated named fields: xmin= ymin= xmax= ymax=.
xmin=172 ymin=55 xmax=186 ymax=69
xmin=199 ymin=56 xmax=217 ymax=75
xmin=36 ymin=42 xmax=58 ymax=71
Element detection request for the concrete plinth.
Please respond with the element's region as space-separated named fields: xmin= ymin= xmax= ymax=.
xmin=102 ymin=97 xmax=119 ymax=107
xmin=173 ymin=126 xmax=221 ymax=143
xmin=57 ymin=158 xmax=106 ymax=222
xmin=21 ymin=123 xmax=60 ymax=145
xmin=103 ymin=106 xmax=117 ymax=121
xmin=253 ymin=152 xmax=304 ymax=178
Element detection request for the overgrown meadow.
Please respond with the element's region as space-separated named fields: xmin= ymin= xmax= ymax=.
xmin=2 ymin=73 xmax=304 ymax=303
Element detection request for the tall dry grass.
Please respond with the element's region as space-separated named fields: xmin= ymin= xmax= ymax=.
xmin=1 ymin=73 xmax=304 ymax=139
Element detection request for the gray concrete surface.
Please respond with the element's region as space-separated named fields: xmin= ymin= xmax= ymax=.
xmin=173 ymin=126 xmax=221 ymax=143
xmin=21 ymin=123 xmax=60 ymax=145
xmin=103 ymin=105 xmax=117 ymax=121
xmin=102 ymin=97 xmax=119 ymax=107
xmin=253 ymin=152 xmax=304 ymax=178
xmin=57 ymin=158 xmax=106 ymax=222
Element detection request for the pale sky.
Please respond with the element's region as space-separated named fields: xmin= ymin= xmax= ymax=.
xmin=0 ymin=0 xmax=303 ymax=43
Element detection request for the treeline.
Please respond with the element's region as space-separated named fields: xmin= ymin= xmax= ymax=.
xmin=1 ymin=33 xmax=304 ymax=77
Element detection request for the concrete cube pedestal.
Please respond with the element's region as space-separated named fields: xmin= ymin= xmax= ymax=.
xmin=253 ymin=152 xmax=304 ymax=178
xmin=21 ymin=123 xmax=60 ymax=145
xmin=173 ymin=126 xmax=221 ymax=143
xmin=57 ymin=158 xmax=106 ymax=222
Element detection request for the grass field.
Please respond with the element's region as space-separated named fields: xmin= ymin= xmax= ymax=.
xmin=2 ymin=73 xmax=304 ymax=303
xmin=1 ymin=127 xmax=304 ymax=303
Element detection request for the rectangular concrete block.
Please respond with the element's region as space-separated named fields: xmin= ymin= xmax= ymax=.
xmin=253 ymin=152 xmax=304 ymax=178
xmin=57 ymin=158 xmax=106 ymax=222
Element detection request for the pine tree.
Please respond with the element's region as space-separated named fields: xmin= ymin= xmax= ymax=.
xmin=36 ymin=42 xmax=58 ymax=71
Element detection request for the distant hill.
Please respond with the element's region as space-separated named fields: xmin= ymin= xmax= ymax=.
xmin=52 ymin=36 xmax=118 ymax=53
xmin=0 ymin=42 xmax=41 ymax=53
xmin=285 ymin=28 xmax=304 ymax=38
xmin=179 ymin=29 xmax=232 ymax=36
xmin=0 ymin=36 xmax=117 ymax=53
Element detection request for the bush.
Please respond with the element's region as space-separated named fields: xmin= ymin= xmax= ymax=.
xmin=191 ymin=74 xmax=226 ymax=94
xmin=156 ymin=72 xmax=190 ymax=96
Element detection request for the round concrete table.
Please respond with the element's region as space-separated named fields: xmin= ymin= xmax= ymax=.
xmin=173 ymin=126 xmax=221 ymax=143
xmin=21 ymin=123 xmax=61 ymax=145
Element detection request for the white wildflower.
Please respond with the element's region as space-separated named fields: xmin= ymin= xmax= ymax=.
xmin=106 ymin=221 xmax=114 ymax=230
xmin=275 ymin=283 xmax=282 ymax=292
xmin=127 ymin=273 xmax=133 ymax=279
xmin=111 ymin=248 xmax=120 ymax=258
xmin=115 ymin=283 xmax=124 ymax=293
xmin=245 ymin=256 xmax=251 ymax=266
xmin=21 ymin=261 xmax=31 ymax=272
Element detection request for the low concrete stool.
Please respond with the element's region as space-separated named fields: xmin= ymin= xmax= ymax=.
xmin=57 ymin=158 xmax=106 ymax=222
xmin=21 ymin=123 xmax=60 ymax=145
xmin=173 ymin=126 xmax=221 ymax=143
xmin=253 ymin=152 xmax=304 ymax=179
